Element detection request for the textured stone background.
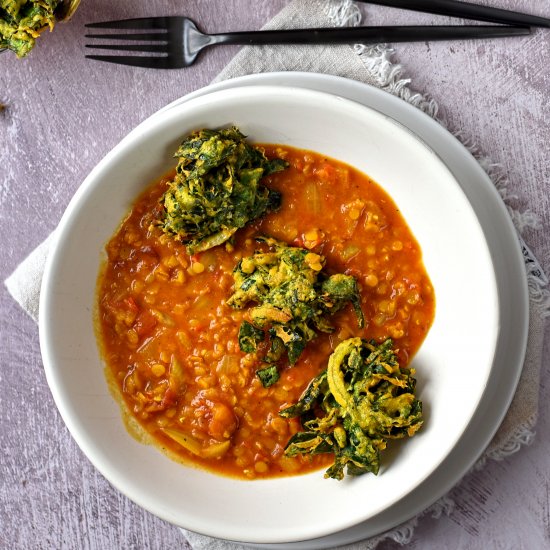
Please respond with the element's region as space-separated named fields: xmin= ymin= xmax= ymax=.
xmin=1 ymin=1 xmax=548 ymax=548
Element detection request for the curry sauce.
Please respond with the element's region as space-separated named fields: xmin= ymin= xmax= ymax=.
xmin=96 ymin=144 xmax=435 ymax=479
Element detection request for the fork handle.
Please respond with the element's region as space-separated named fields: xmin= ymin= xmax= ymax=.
xmin=356 ymin=0 xmax=550 ymax=28
xmin=208 ymin=24 xmax=530 ymax=47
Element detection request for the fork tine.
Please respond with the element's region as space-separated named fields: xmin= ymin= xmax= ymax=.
xmin=85 ymin=17 xmax=173 ymax=30
xmin=86 ymin=43 xmax=169 ymax=53
xmin=85 ymin=33 xmax=168 ymax=42
xmin=85 ymin=54 xmax=176 ymax=69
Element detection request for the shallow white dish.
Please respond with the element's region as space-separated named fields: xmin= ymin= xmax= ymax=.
xmin=40 ymin=84 xmax=501 ymax=544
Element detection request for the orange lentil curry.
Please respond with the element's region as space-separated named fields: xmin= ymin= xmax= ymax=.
xmin=96 ymin=144 xmax=435 ymax=480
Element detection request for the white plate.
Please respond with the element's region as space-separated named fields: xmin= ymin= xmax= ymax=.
xmin=156 ymin=74 xmax=529 ymax=548
xmin=38 ymin=79 xmax=526 ymax=547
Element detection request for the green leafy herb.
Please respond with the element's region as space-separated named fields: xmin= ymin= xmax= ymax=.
xmin=256 ymin=364 xmax=280 ymax=388
xmin=238 ymin=320 xmax=264 ymax=353
xmin=159 ymin=127 xmax=288 ymax=254
xmin=227 ymin=237 xmax=364 ymax=373
xmin=280 ymin=338 xmax=423 ymax=480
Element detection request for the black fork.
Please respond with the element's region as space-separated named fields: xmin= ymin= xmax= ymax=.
xmin=85 ymin=16 xmax=531 ymax=69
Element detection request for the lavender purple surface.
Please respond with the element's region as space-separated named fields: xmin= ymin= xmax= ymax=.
xmin=1 ymin=1 xmax=549 ymax=548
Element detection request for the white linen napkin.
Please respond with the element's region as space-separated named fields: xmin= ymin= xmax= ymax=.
xmin=5 ymin=1 xmax=549 ymax=548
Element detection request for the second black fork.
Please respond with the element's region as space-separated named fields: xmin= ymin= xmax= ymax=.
xmin=85 ymin=16 xmax=531 ymax=69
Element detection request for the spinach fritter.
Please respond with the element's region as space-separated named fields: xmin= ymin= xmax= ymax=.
xmin=0 ymin=0 xmax=79 ymax=57
xmin=159 ymin=127 xmax=288 ymax=254
xmin=227 ymin=237 xmax=364 ymax=385
xmin=280 ymin=338 xmax=423 ymax=480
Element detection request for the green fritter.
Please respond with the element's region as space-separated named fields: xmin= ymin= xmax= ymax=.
xmin=280 ymin=338 xmax=423 ymax=480
xmin=228 ymin=236 xmax=364 ymax=383
xmin=159 ymin=127 xmax=288 ymax=254
xmin=0 ymin=0 xmax=79 ymax=57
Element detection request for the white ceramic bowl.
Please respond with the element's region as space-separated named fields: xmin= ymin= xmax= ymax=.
xmin=39 ymin=86 xmax=499 ymax=544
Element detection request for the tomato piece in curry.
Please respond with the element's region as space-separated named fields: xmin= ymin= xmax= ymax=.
xmin=96 ymin=144 xmax=435 ymax=479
